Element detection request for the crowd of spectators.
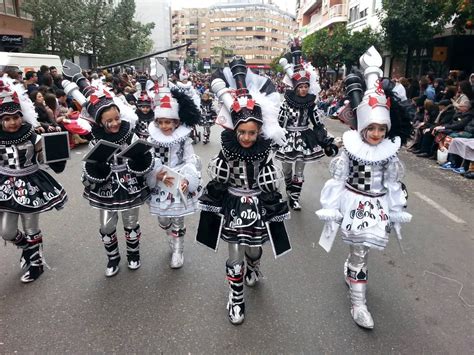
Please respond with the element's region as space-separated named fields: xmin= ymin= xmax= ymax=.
xmin=1 ymin=65 xmax=88 ymax=147
xmin=1 ymin=62 xmax=472 ymax=179
xmin=402 ymin=71 xmax=474 ymax=179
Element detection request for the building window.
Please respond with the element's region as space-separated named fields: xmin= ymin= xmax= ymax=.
xmin=2 ymin=0 xmax=17 ymax=15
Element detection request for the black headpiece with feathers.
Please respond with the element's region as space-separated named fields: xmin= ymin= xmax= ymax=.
xmin=170 ymin=88 xmax=201 ymax=127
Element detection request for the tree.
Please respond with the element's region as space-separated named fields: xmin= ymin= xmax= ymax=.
xmin=379 ymin=0 xmax=459 ymax=76
xmin=303 ymin=23 xmax=351 ymax=77
xmin=269 ymin=54 xmax=284 ymax=73
xmin=302 ymin=27 xmax=332 ymax=76
xmin=22 ymin=0 xmax=83 ymax=59
xmin=341 ymin=28 xmax=381 ymax=71
xmin=98 ymin=0 xmax=154 ymax=66
xmin=212 ymin=45 xmax=234 ymax=66
xmin=22 ymin=0 xmax=154 ymax=68
xmin=81 ymin=0 xmax=114 ymax=68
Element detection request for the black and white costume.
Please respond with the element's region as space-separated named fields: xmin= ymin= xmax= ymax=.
xmin=199 ymin=94 xmax=217 ymax=144
xmin=0 ymin=79 xmax=67 ymax=283
xmin=62 ymin=60 xmax=153 ymax=277
xmin=134 ymin=93 xmax=154 ymax=139
xmin=146 ymin=84 xmax=202 ymax=269
xmin=316 ymin=47 xmax=412 ymax=329
xmin=197 ymin=58 xmax=290 ymax=325
xmin=276 ymin=39 xmax=337 ymax=210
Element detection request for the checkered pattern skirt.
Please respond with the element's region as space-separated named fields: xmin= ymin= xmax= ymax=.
xmin=276 ymin=129 xmax=324 ymax=163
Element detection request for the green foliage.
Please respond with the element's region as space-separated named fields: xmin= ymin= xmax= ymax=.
xmin=21 ymin=0 xmax=154 ymax=68
xmin=302 ymin=24 xmax=380 ymax=73
xmin=22 ymin=0 xmax=83 ymax=59
xmin=450 ymin=0 xmax=474 ymax=34
xmin=269 ymin=54 xmax=284 ymax=73
xmin=379 ymin=0 xmax=457 ymax=55
xmin=211 ymin=46 xmax=234 ymax=65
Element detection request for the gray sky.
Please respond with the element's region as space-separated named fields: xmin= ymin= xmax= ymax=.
xmin=171 ymin=0 xmax=297 ymax=15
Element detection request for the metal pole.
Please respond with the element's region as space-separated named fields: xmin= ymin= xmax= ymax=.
xmin=96 ymin=42 xmax=192 ymax=70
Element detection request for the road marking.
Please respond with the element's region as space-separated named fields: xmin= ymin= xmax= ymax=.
xmin=413 ymin=191 xmax=467 ymax=224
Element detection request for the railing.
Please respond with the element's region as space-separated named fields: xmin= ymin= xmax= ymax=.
xmin=329 ymin=4 xmax=346 ymax=19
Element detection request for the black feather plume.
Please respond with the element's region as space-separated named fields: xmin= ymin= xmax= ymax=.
xmin=170 ymin=88 xmax=201 ymax=127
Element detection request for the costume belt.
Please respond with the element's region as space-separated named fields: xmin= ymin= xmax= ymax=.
xmin=111 ymin=163 xmax=127 ymax=173
xmin=228 ymin=187 xmax=261 ymax=197
xmin=345 ymin=182 xmax=386 ymax=198
xmin=286 ymin=126 xmax=309 ymax=132
xmin=0 ymin=164 xmax=39 ymax=176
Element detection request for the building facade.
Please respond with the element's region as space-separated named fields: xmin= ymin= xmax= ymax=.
xmin=171 ymin=1 xmax=297 ymax=69
xmin=135 ymin=0 xmax=172 ymax=56
xmin=345 ymin=0 xmax=381 ymax=33
xmin=0 ymin=0 xmax=33 ymax=52
xmin=297 ymin=0 xmax=348 ymax=38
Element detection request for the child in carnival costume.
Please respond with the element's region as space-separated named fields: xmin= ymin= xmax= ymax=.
xmin=145 ymin=65 xmax=202 ymax=269
xmin=196 ymin=57 xmax=290 ymax=325
xmin=62 ymin=60 xmax=154 ymax=277
xmin=277 ymin=38 xmax=339 ymax=210
xmin=316 ymin=47 xmax=413 ymax=329
xmin=0 ymin=80 xmax=68 ymax=283
xmin=133 ymin=76 xmax=154 ymax=140
xmin=199 ymin=91 xmax=217 ymax=144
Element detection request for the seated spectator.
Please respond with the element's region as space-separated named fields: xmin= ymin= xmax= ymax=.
xmin=434 ymin=78 xmax=445 ymax=102
xmin=24 ymin=71 xmax=39 ymax=94
xmin=416 ymin=100 xmax=455 ymax=158
xmin=439 ymin=137 xmax=474 ymax=178
xmin=30 ymin=91 xmax=61 ymax=132
xmin=407 ymin=96 xmax=427 ymax=151
xmin=411 ymin=100 xmax=439 ymax=154
xmin=433 ymin=97 xmax=473 ymax=139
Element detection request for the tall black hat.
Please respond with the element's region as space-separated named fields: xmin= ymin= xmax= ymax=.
xmin=62 ymin=60 xmax=118 ymax=123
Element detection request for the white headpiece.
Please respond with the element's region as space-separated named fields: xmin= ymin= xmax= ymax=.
xmin=356 ymin=46 xmax=391 ymax=133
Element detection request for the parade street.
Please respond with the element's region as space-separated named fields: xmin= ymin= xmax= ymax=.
xmin=0 ymin=118 xmax=473 ymax=354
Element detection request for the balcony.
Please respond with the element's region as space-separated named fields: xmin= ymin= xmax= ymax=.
xmin=300 ymin=0 xmax=323 ymax=17
xmin=329 ymin=4 xmax=346 ymax=19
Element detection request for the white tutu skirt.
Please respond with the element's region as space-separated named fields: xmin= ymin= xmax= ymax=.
xmin=339 ymin=189 xmax=391 ymax=250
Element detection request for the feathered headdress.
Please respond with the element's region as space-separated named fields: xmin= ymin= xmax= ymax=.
xmin=211 ymin=56 xmax=286 ymax=145
xmin=0 ymin=79 xmax=39 ymax=127
xmin=62 ymin=60 xmax=137 ymax=127
xmin=279 ymin=37 xmax=321 ymax=96
xmin=342 ymin=46 xmax=412 ymax=144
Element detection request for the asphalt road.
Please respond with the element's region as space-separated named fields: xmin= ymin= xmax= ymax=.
xmin=1 ymin=119 xmax=473 ymax=353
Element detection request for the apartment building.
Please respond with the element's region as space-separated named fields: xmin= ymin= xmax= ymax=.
xmin=0 ymin=0 xmax=33 ymax=52
xmin=297 ymin=0 xmax=348 ymax=38
xmin=171 ymin=1 xmax=297 ymax=69
xmin=135 ymin=0 xmax=172 ymax=55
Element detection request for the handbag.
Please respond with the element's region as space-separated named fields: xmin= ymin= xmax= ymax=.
xmin=437 ymin=147 xmax=448 ymax=164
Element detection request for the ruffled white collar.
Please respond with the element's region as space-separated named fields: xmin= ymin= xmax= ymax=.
xmin=148 ymin=123 xmax=191 ymax=147
xmin=343 ymin=130 xmax=400 ymax=165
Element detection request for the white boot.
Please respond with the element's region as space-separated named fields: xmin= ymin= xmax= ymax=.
xmin=169 ymin=235 xmax=184 ymax=269
xmin=349 ymin=281 xmax=374 ymax=329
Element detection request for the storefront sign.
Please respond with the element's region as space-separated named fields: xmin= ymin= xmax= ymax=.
xmin=432 ymin=47 xmax=448 ymax=62
xmin=203 ymin=58 xmax=211 ymax=70
xmin=1 ymin=35 xmax=23 ymax=46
